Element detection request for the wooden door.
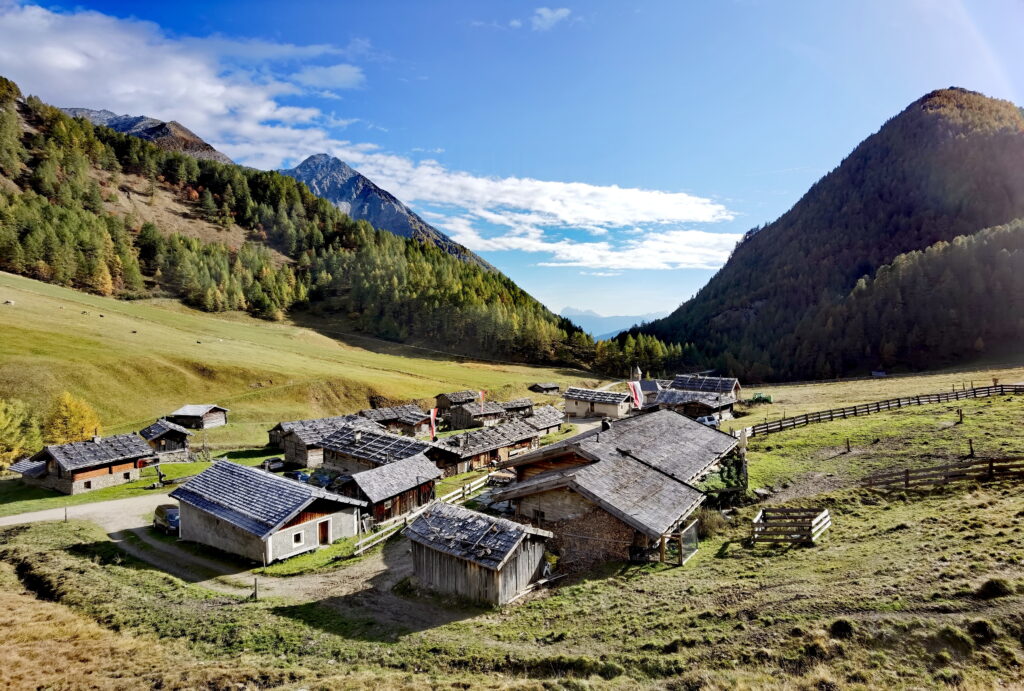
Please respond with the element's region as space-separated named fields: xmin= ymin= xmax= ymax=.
xmin=318 ymin=520 xmax=330 ymax=545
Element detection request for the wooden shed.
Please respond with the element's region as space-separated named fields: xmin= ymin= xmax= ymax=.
xmin=670 ymin=374 xmax=742 ymax=399
xmin=432 ymin=419 xmax=541 ymax=476
xmin=448 ymin=401 xmax=506 ymax=430
xmin=652 ymin=389 xmax=736 ymax=420
xmin=139 ymin=418 xmax=193 ymax=461
xmin=500 ymin=398 xmax=535 ymax=418
xmin=522 ymin=405 xmax=564 ymax=436
xmin=166 ymin=404 xmax=230 ymax=430
xmin=335 ymin=454 xmax=441 ymax=525
xmin=358 ymin=404 xmax=431 ymax=437
xmin=435 ymin=390 xmax=478 ymax=414
xmin=529 ymin=382 xmax=560 ymax=395
xmin=405 ymin=502 xmax=552 ymax=605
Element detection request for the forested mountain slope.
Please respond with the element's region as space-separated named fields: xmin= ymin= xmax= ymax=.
xmin=281 ymin=153 xmax=493 ymax=270
xmin=0 ymin=77 xmax=588 ymax=365
xmin=636 ymin=88 xmax=1024 ymax=380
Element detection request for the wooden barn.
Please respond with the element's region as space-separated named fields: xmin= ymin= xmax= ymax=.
xmin=139 ymin=419 xmax=193 ymax=461
xmin=405 ymin=502 xmax=552 ymax=605
xmin=562 ymin=387 xmax=632 ymax=419
xmin=522 ymin=405 xmax=564 ymax=435
xmin=278 ymin=416 xmax=383 ymax=468
xmin=491 ymin=410 xmax=738 ymax=570
xmin=652 ymin=389 xmax=736 ymax=420
xmin=435 ymin=390 xmax=478 ymax=414
xmin=529 ymin=382 xmax=560 ymax=395
xmin=166 ymin=404 xmax=230 ymax=430
xmin=500 ymin=398 xmax=535 ymax=418
xmin=670 ymin=374 xmax=742 ymax=399
xmin=319 ymin=427 xmax=438 ymax=476
xmin=433 ymin=420 xmax=541 ymax=476
xmin=9 ymin=434 xmax=153 ymax=495
xmin=358 ymin=404 xmax=431 ymax=437
xmin=171 ymin=461 xmax=365 ymax=563
xmin=448 ymin=401 xmax=506 ymax=430
xmin=335 ymin=454 xmax=441 ymax=526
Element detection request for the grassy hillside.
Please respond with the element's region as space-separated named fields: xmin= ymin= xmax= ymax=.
xmin=2 ymin=392 xmax=1023 ymax=688
xmin=0 ymin=271 xmax=604 ymax=449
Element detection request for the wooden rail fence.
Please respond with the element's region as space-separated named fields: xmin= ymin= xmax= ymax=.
xmin=861 ymin=456 xmax=1024 ymax=491
xmin=751 ymin=507 xmax=831 ymax=545
xmin=737 ymin=384 xmax=1024 ymax=438
xmin=352 ymin=471 xmax=496 ymax=555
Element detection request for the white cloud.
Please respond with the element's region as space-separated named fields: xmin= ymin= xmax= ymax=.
xmin=292 ymin=63 xmax=365 ymax=90
xmin=0 ymin=1 xmax=736 ymax=272
xmin=531 ymin=7 xmax=571 ymax=31
xmin=509 ymin=19 xmax=523 ymax=29
xmin=580 ymin=271 xmax=622 ymax=277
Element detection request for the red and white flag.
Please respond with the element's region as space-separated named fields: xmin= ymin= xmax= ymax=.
xmin=478 ymin=390 xmax=486 ymax=403
xmin=429 ymin=408 xmax=438 ymax=440
xmin=627 ymin=381 xmax=644 ymax=409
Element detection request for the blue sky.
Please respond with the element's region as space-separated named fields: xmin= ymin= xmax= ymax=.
xmin=0 ymin=1 xmax=1021 ymax=316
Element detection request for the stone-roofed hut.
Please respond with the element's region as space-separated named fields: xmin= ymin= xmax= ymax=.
xmin=500 ymin=398 xmax=535 ymax=418
xmin=652 ymin=389 xmax=737 ymax=420
xmin=448 ymin=401 xmax=506 ymax=430
xmin=358 ymin=404 xmax=431 ymax=437
xmin=268 ymin=414 xmax=369 ymax=449
xmin=433 ymin=420 xmax=541 ymax=475
xmin=320 ymin=427 xmax=437 ymax=475
xmin=529 ymin=382 xmax=560 ymax=395
xmin=562 ymin=387 xmax=631 ymax=419
xmin=670 ymin=374 xmax=741 ymax=399
xmin=276 ymin=416 xmax=383 ymax=468
xmin=335 ymin=454 xmax=441 ymax=525
xmin=405 ymin=502 xmax=552 ymax=605
xmin=523 ymin=405 xmax=564 ymax=435
xmin=491 ymin=410 xmax=738 ymax=569
xmin=170 ymin=461 xmax=365 ymax=563
xmin=435 ymin=390 xmax=479 ymax=415
xmin=9 ymin=434 xmax=153 ymax=495
xmin=166 ymin=404 xmax=229 ymax=430
xmin=139 ymin=419 xmax=193 ymax=461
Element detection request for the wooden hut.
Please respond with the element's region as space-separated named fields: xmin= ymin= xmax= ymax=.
xmin=652 ymin=389 xmax=736 ymax=420
xmin=529 ymin=382 xmax=560 ymax=395
xmin=522 ymin=405 xmax=564 ymax=435
xmin=335 ymin=454 xmax=441 ymax=526
xmin=432 ymin=420 xmax=541 ymax=476
xmin=500 ymin=398 xmax=535 ymax=418
xmin=166 ymin=404 xmax=229 ymax=430
xmin=278 ymin=416 xmax=383 ymax=468
xmin=670 ymin=374 xmax=742 ymax=399
xmin=268 ymin=414 xmax=371 ymax=449
xmin=139 ymin=419 xmax=193 ymax=461
xmin=9 ymin=434 xmax=153 ymax=495
xmin=491 ymin=410 xmax=738 ymax=569
xmin=358 ymin=405 xmax=431 ymax=437
xmin=562 ymin=387 xmax=631 ymax=419
xmin=405 ymin=502 xmax=552 ymax=605
xmin=435 ymin=390 xmax=478 ymax=415
xmin=448 ymin=401 xmax=506 ymax=429
xmin=320 ymin=427 xmax=438 ymax=475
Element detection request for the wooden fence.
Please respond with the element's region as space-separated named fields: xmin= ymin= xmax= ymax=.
xmin=352 ymin=471 xmax=495 ymax=555
xmin=738 ymin=384 xmax=1024 ymax=438
xmin=750 ymin=507 xmax=831 ymax=545
xmin=861 ymin=456 xmax=1024 ymax=491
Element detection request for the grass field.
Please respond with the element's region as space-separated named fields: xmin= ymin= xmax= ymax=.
xmin=1 ymin=382 xmax=1023 ymax=688
xmin=0 ymin=271 xmax=603 ymax=450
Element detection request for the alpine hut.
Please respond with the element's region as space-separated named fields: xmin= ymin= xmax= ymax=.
xmin=433 ymin=419 xmax=541 ymax=475
xmin=358 ymin=404 xmax=432 ymax=437
xmin=139 ymin=419 xmax=193 ymax=461
xmin=448 ymin=401 xmax=506 ymax=430
xmin=165 ymin=404 xmax=229 ymax=430
xmin=405 ymin=502 xmax=552 ymax=605
xmin=562 ymin=387 xmax=631 ymax=419
xmin=670 ymin=374 xmax=741 ymax=399
xmin=8 ymin=434 xmax=153 ymax=495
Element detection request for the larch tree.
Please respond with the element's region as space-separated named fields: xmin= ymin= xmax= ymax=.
xmin=43 ymin=392 xmax=102 ymax=445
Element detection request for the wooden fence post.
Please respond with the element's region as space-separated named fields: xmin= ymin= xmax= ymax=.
xmin=959 ymin=408 xmax=963 ymax=423
xmin=904 ymin=468 xmax=910 ymax=490
xmin=969 ymin=439 xmax=975 ymax=458
xmin=659 ymin=536 xmax=666 ymax=563
xmin=677 ymin=533 xmax=684 ymax=565
xmin=846 ymin=438 xmax=851 ymax=453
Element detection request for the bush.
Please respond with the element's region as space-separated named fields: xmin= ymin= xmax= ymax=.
xmin=697 ymin=508 xmax=728 ymax=539
xmin=976 ymin=578 xmax=1014 ymax=599
xmin=829 ymin=619 xmax=855 ymax=639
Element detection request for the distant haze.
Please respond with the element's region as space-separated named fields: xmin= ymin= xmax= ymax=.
xmin=560 ymin=307 xmax=670 ymax=339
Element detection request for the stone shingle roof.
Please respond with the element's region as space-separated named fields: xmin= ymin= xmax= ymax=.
xmin=358 ymin=404 xmax=430 ymax=426
xmin=170 ymin=461 xmax=364 ymax=539
xmin=453 ymin=401 xmax=505 ymax=416
xmin=530 ymin=382 xmax=559 ymax=391
xmin=494 ymin=409 xmax=737 ymax=538
xmin=653 ymin=389 xmax=737 ymax=408
xmin=501 ymin=398 xmax=533 ymax=410
xmin=405 ymin=502 xmax=552 ymax=571
xmin=168 ymin=404 xmax=229 ymax=417
xmin=438 ymin=390 xmax=478 ymax=404
xmin=670 ymin=375 xmax=740 ymax=395
xmin=139 ymin=418 xmax=193 ymax=441
xmin=320 ymin=427 xmax=434 ymax=466
xmin=282 ymin=416 xmax=383 ymax=446
xmin=435 ymin=419 xmax=539 ymax=459
xmin=350 ymin=454 xmax=441 ymax=504
xmin=563 ymin=387 xmax=630 ymax=404
xmin=35 ymin=434 xmax=153 ymax=472
xmin=523 ymin=405 xmax=564 ymax=432
xmin=9 ymin=458 xmax=46 ymax=478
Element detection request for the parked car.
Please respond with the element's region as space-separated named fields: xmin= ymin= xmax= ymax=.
xmin=695 ymin=415 xmax=720 ymax=429
xmin=283 ymin=470 xmax=310 ymax=483
xmin=262 ymin=457 xmax=285 ymax=471
xmin=153 ymin=504 xmax=180 ymax=535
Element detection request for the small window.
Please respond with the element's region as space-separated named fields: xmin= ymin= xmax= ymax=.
xmin=123 ymin=472 xmax=131 ymax=480
xmin=292 ymin=532 xmax=304 ymax=547
xmin=83 ymin=480 xmax=92 ymax=490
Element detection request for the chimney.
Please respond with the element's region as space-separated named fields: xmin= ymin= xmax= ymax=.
xmin=354 ymin=431 xmax=363 ymax=444
xmin=601 ymin=418 xmax=612 ymax=432
xmin=91 ymin=435 xmax=102 ymax=443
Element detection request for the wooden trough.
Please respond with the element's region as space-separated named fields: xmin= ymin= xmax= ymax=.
xmin=751 ymin=507 xmax=831 ymax=546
